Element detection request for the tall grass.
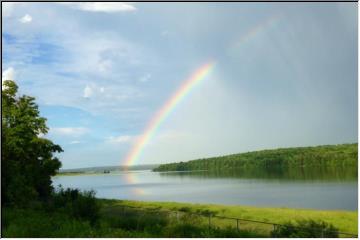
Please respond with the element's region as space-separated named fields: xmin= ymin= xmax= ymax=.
xmin=3 ymin=189 xmax=355 ymax=238
xmin=2 ymin=206 xmax=265 ymax=237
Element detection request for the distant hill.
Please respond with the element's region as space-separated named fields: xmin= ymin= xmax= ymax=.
xmin=153 ymin=143 xmax=357 ymax=172
xmin=59 ymin=164 xmax=160 ymax=174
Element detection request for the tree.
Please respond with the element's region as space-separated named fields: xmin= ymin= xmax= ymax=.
xmin=2 ymin=80 xmax=63 ymax=206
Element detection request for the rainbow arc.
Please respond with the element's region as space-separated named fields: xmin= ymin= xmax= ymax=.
xmin=124 ymin=62 xmax=215 ymax=166
xmin=123 ymin=14 xmax=280 ymax=167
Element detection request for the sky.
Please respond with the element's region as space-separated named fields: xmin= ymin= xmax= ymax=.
xmin=2 ymin=2 xmax=358 ymax=169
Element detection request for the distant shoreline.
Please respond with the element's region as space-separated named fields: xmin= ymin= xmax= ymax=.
xmin=55 ymin=169 xmax=154 ymax=176
xmin=154 ymin=143 xmax=358 ymax=172
xmin=57 ymin=164 xmax=160 ymax=176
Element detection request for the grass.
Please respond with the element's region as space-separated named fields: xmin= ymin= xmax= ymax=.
xmin=99 ymin=199 xmax=358 ymax=235
xmin=3 ymin=206 xmax=262 ymax=238
xmin=2 ymin=207 xmax=154 ymax=237
xmin=3 ymin=198 xmax=357 ymax=237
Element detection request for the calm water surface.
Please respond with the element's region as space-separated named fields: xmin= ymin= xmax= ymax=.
xmin=52 ymin=170 xmax=357 ymax=210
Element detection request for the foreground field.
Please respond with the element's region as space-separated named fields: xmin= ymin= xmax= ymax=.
xmin=3 ymin=198 xmax=357 ymax=237
xmin=100 ymin=199 xmax=358 ymax=235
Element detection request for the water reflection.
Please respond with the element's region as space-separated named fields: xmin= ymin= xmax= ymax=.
xmin=159 ymin=166 xmax=357 ymax=182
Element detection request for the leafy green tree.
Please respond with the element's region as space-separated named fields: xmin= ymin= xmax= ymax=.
xmin=2 ymin=80 xmax=63 ymax=206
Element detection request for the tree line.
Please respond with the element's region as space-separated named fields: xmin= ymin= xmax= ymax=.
xmin=153 ymin=143 xmax=358 ymax=172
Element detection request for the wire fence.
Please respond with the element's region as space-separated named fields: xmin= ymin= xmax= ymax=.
xmin=115 ymin=204 xmax=357 ymax=238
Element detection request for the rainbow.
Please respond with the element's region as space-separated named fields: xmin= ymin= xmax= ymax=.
xmin=122 ymin=14 xmax=280 ymax=168
xmin=231 ymin=14 xmax=279 ymax=50
xmin=124 ymin=61 xmax=215 ymax=166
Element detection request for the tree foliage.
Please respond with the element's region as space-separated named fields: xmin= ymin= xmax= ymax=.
xmin=153 ymin=143 xmax=358 ymax=172
xmin=2 ymin=80 xmax=63 ymax=206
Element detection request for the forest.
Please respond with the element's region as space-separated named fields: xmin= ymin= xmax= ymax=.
xmin=153 ymin=143 xmax=358 ymax=172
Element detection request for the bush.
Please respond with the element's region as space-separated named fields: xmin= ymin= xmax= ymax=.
xmin=162 ymin=222 xmax=205 ymax=237
xmin=178 ymin=206 xmax=191 ymax=213
xmin=209 ymin=226 xmax=264 ymax=238
xmin=195 ymin=208 xmax=218 ymax=216
xmin=271 ymin=219 xmax=339 ymax=238
xmin=103 ymin=207 xmax=169 ymax=233
xmin=163 ymin=222 xmax=264 ymax=237
xmin=50 ymin=187 xmax=100 ymax=225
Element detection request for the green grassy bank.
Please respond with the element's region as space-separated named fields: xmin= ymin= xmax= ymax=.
xmin=4 ymin=198 xmax=357 ymax=237
xmin=100 ymin=199 xmax=358 ymax=235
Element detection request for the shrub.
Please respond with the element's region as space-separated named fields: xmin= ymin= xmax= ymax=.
xmin=178 ymin=206 xmax=191 ymax=213
xmin=209 ymin=226 xmax=264 ymax=238
xmin=195 ymin=208 xmax=218 ymax=216
xmin=50 ymin=187 xmax=100 ymax=225
xmin=162 ymin=222 xmax=205 ymax=237
xmin=271 ymin=219 xmax=339 ymax=238
xmin=72 ymin=190 xmax=99 ymax=225
xmin=103 ymin=208 xmax=169 ymax=233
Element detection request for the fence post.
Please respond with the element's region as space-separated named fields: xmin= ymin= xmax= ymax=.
xmin=208 ymin=215 xmax=211 ymax=230
xmin=237 ymin=219 xmax=239 ymax=231
xmin=136 ymin=211 xmax=140 ymax=231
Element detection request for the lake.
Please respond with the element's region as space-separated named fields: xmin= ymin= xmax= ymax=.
xmin=52 ymin=169 xmax=357 ymax=211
